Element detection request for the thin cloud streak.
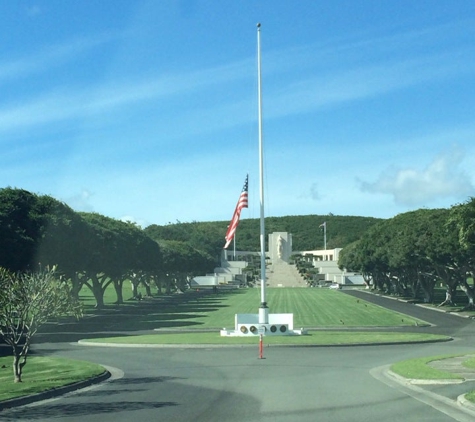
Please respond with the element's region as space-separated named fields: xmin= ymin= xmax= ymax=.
xmin=0 ymin=54 xmax=453 ymax=139
xmin=0 ymin=59 xmax=253 ymax=135
xmin=267 ymin=49 xmax=474 ymax=119
xmin=0 ymin=26 xmax=472 ymax=137
xmin=0 ymin=33 xmax=118 ymax=85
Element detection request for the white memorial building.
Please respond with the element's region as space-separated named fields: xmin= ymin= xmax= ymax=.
xmin=191 ymin=231 xmax=364 ymax=289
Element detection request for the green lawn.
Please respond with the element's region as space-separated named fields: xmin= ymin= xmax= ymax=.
xmin=0 ymin=356 xmax=105 ymax=402
xmin=83 ymin=288 xmax=426 ymax=330
xmin=463 ymin=355 xmax=475 ymax=369
xmin=80 ymin=288 xmax=448 ymax=346
xmin=391 ymin=355 xmax=464 ymax=381
xmin=259 ymin=288 xmax=424 ymax=327
xmin=391 ymin=354 xmax=475 ymax=404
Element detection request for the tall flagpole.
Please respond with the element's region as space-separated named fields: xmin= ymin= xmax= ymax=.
xmin=324 ymin=223 xmax=327 ymax=251
xmin=257 ymin=23 xmax=268 ymax=324
xmin=319 ymin=221 xmax=327 ymax=251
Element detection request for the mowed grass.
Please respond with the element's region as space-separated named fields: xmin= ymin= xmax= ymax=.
xmin=82 ymin=331 xmax=448 ymax=346
xmin=391 ymin=354 xmax=475 ymax=404
xmin=391 ymin=355 xmax=464 ymax=381
xmin=0 ymin=356 xmax=105 ymax=402
xmin=262 ymin=288 xmax=422 ymax=327
xmin=135 ymin=288 xmax=426 ymax=329
xmin=81 ymin=288 xmax=449 ymax=345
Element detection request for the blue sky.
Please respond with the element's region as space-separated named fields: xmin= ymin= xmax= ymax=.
xmin=1 ymin=1 xmax=475 ymax=227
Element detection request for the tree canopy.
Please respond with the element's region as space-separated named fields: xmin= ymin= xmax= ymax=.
xmin=338 ymin=200 xmax=475 ymax=308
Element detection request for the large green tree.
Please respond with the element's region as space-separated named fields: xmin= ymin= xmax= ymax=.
xmin=0 ymin=188 xmax=86 ymax=275
xmin=448 ymin=198 xmax=475 ymax=309
xmin=0 ymin=188 xmax=43 ymax=271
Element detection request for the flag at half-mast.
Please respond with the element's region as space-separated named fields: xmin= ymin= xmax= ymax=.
xmin=224 ymin=175 xmax=248 ymax=249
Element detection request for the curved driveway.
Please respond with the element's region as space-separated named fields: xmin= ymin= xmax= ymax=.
xmin=2 ymin=291 xmax=475 ymax=422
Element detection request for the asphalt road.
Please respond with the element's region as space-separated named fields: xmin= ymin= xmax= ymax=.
xmin=2 ymin=291 xmax=475 ymax=422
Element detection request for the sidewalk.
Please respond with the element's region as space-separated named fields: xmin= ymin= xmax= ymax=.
xmin=429 ymin=355 xmax=475 ymax=382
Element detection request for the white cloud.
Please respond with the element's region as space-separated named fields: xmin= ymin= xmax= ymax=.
xmin=64 ymin=189 xmax=95 ymax=212
xmin=358 ymin=147 xmax=475 ymax=206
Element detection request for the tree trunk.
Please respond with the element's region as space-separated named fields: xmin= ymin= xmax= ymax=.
xmin=12 ymin=348 xmax=26 ymax=383
xmin=362 ymin=273 xmax=372 ymax=289
xmin=86 ymin=273 xmax=111 ymax=309
xmin=88 ymin=274 xmax=105 ymax=309
xmin=71 ymin=272 xmax=86 ymax=301
xmin=143 ymin=279 xmax=152 ymax=297
xmin=154 ymin=277 xmax=163 ymax=295
xmin=93 ymin=286 xmax=105 ymax=308
xmin=165 ymin=277 xmax=172 ymax=294
xmin=13 ymin=355 xmax=22 ymax=383
xmin=460 ymin=279 xmax=475 ymax=310
xmin=113 ymin=279 xmax=124 ymax=304
xmin=418 ymin=273 xmax=435 ymax=303
xmin=438 ymin=283 xmax=458 ymax=307
xmin=131 ymin=280 xmax=139 ymax=298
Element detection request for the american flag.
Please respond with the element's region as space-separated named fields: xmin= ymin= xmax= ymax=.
xmin=224 ymin=175 xmax=248 ymax=249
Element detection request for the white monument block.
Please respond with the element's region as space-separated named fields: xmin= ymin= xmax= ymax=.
xmin=268 ymin=232 xmax=292 ymax=262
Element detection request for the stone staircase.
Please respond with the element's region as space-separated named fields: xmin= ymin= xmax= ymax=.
xmin=266 ymin=260 xmax=306 ymax=287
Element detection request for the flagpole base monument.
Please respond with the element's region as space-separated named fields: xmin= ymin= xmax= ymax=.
xmin=220 ymin=232 xmax=306 ymax=337
xmin=220 ymin=315 xmax=307 ymax=337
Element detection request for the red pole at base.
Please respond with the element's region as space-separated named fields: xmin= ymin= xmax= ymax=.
xmin=259 ymin=334 xmax=264 ymax=359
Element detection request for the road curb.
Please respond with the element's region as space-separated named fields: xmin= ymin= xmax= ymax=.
xmin=458 ymin=394 xmax=475 ymax=411
xmin=387 ymin=368 xmax=463 ymax=385
xmin=0 ymin=368 xmax=111 ymax=411
xmin=388 ymin=367 xmax=475 ymax=413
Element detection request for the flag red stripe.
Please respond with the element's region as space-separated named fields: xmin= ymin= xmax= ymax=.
xmin=224 ymin=175 xmax=248 ymax=249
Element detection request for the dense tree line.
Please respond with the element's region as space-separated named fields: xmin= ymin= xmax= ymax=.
xmin=338 ymin=199 xmax=475 ymax=309
xmin=5 ymin=186 xmax=474 ymax=312
xmin=0 ymin=187 xmax=381 ymax=308
xmin=0 ymin=188 xmax=214 ymax=308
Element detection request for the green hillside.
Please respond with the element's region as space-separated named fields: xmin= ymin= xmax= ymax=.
xmin=145 ymin=214 xmax=382 ymax=259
